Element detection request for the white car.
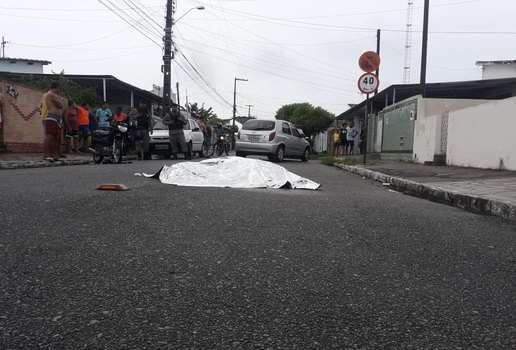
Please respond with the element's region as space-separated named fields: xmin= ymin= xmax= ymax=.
xmin=149 ymin=117 xmax=208 ymax=158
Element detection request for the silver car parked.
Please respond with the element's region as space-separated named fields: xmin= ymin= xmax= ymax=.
xmin=235 ymin=119 xmax=310 ymax=162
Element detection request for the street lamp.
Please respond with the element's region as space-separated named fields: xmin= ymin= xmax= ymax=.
xmin=232 ymin=77 xmax=248 ymax=128
xmin=174 ymin=6 xmax=205 ymax=24
xmin=162 ymin=3 xmax=205 ymax=117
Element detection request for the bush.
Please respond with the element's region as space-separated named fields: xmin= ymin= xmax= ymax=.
xmin=320 ymin=156 xmax=336 ymax=166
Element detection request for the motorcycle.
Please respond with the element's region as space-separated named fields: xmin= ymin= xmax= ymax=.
xmin=214 ymin=132 xmax=230 ymax=156
xmin=90 ymin=122 xmax=129 ymax=164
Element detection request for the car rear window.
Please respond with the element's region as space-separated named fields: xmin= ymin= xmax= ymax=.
xmin=243 ymin=120 xmax=276 ymax=131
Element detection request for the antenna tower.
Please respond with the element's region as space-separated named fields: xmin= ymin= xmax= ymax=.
xmin=403 ymin=1 xmax=414 ymax=84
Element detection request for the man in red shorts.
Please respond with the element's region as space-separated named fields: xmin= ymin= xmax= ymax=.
xmin=40 ymin=82 xmax=64 ymax=162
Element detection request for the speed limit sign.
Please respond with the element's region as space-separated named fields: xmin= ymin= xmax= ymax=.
xmin=357 ymin=72 xmax=379 ymax=94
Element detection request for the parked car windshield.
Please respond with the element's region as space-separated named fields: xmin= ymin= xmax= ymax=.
xmin=152 ymin=118 xmax=167 ymax=130
xmin=243 ymin=120 xmax=276 ymax=131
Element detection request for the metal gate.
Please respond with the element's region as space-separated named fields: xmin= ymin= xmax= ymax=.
xmin=440 ymin=110 xmax=449 ymax=155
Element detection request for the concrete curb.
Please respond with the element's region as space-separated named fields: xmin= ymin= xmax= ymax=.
xmin=336 ymin=164 xmax=516 ymax=220
xmin=0 ymin=159 xmax=92 ymax=170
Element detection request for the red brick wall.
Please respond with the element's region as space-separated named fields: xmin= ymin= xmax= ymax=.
xmin=1 ymin=81 xmax=47 ymax=153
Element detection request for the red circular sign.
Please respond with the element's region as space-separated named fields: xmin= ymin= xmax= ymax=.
xmin=358 ymin=51 xmax=381 ymax=73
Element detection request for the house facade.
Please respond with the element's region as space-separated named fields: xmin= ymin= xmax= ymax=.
xmin=476 ymin=60 xmax=516 ymax=80
xmin=0 ymin=73 xmax=164 ymax=153
xmin=0 ymin=58 xmax=51 ymax=74
xmin=337 ymin=78 xmax=516 ymax=170
xmin=0 ymin=81 xmax=48 ymax=152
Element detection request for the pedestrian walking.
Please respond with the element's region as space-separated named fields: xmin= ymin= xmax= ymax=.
xmin=163 ymin=107 xmax=190 ymax=160
xmin=40 ymin=81 xmax=64 ymax=162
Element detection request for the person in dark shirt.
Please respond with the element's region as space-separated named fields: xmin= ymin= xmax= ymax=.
xmin=135 ymin=101 xmax=153 ymax=160
xmin=163 ymin=107 xmax=190 ymax=160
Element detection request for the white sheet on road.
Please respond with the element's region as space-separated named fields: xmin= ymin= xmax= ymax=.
xmin=144 ymin=156 xmax=320 ymax=190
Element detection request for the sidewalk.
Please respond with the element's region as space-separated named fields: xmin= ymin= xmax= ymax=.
xmin=336 ymin=160 xmax=516 ymax=220
xmin=0 ymin=152 xmax=92 ymax=170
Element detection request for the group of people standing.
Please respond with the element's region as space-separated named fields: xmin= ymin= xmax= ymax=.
xmin=333 ymin=122 xmax=359 ymax=157
xmin=40 ymin=82 xmax=97 ymax=162
xmin=40 ymin=81 xmax=153 ymax=162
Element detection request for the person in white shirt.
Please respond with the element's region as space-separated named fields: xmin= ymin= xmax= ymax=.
xmin=346 ymin=122 xmax=358 ymax=155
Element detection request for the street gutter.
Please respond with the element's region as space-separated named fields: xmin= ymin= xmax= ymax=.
xmin=336 ymin=163 xmax=516 ymax=220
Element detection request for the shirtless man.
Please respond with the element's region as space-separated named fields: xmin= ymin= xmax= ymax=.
xmin=41 ymin=82 xmax=64 ymax=162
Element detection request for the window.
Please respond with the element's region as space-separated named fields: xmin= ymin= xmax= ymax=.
xmin=242 ymin=120 xmax=275 ymax=131
xmin=282 ymin=122 xmax=291 ymax=135
xmin=152 ymin=118 xmax=167 ymax=130
xmin=291 ymin=127 xmax=300 ymax=137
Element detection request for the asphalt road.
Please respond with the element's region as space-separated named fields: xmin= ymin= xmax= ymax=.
xmin=1 ymin=156 xmax=515 ymax=349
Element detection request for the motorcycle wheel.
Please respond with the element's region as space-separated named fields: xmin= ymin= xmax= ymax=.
xmin=113 ymin=140 xmax=123 ymax=164
xmin=224 ymin=143 xmax=230 ymax=156
xmin=217 ymin=143 xmax=224 ymax=156
xmin=93 ymin=145 xmax=104 ymax=164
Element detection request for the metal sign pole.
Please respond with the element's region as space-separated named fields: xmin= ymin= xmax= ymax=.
xmin=363 ymin=94 xmax=369 ymax=164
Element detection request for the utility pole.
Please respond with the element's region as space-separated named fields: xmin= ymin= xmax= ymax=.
xmin=245 ymin=104 xmax=254 ymax=118
xmin=232 ymin=77 xmax=248 ymax=128
xmin=420 ymin=0 xmax=430 ymax=97
xmin=375 ymin=29 xmax=381 ymax=95
xmin=403 ymin=0 xmax=414 ymax=84
xmin=1 ymin=36 xmax=9 ymax=58
xmin=162 ymin=0 xmax=174 ymax=117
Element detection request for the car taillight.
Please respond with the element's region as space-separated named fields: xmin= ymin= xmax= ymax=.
xmin=237 ymin=132 xmax=240 ymax=140
xmin=269 ymin=132 xmax=276 ymax=141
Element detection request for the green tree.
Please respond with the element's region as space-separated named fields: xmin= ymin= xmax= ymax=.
xmin=188 ymin=102 xmax=220 ymax=124
xmin=21 ymin=72 xmax=100 ymax=105
xmin=275 ymin=102 xmax=334 ymax=139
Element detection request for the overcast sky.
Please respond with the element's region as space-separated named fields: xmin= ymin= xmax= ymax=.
xmin=2 ymin=0 xmax=515 ymax=119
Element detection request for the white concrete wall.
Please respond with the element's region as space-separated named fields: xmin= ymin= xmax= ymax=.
xmin=413 ymin=98 xmax=488 ymax=164
xmin=0 ymin=60 xmax=45 ymax=74
xmin=482 ymin=64 xmax=516 ymax=80
xmin=313 ymin=131 xmax=327 ymax=153
xmin=447 ymin=96 xmax=516 ymax=170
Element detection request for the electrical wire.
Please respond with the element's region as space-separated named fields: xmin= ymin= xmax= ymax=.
xmin=0 ymin=5 xmax=163 ymax=12
xmin=98 ymin=0 xmax=162 ymax=47
xmin=104 ymin=0 xmax=162 ymax=40
xmin=119 ymin=0 xmax=164 ymax=36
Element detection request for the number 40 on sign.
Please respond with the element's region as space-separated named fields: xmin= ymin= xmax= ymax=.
xmin=357 ymin=72 xmax=379 ymax=94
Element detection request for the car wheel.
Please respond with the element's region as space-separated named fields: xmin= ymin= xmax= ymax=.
xmin=187 ymin=141 xmax=193 ymax=159
xmin=301 ymin=147 xmax=310 ymax=162
xmin=236 ymin=151 xmax=246 ymax=157
xmin=273 ymin=145 xmax=284 ymax=162
xmin=199 ymin=143 xmax=209 ymax=158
